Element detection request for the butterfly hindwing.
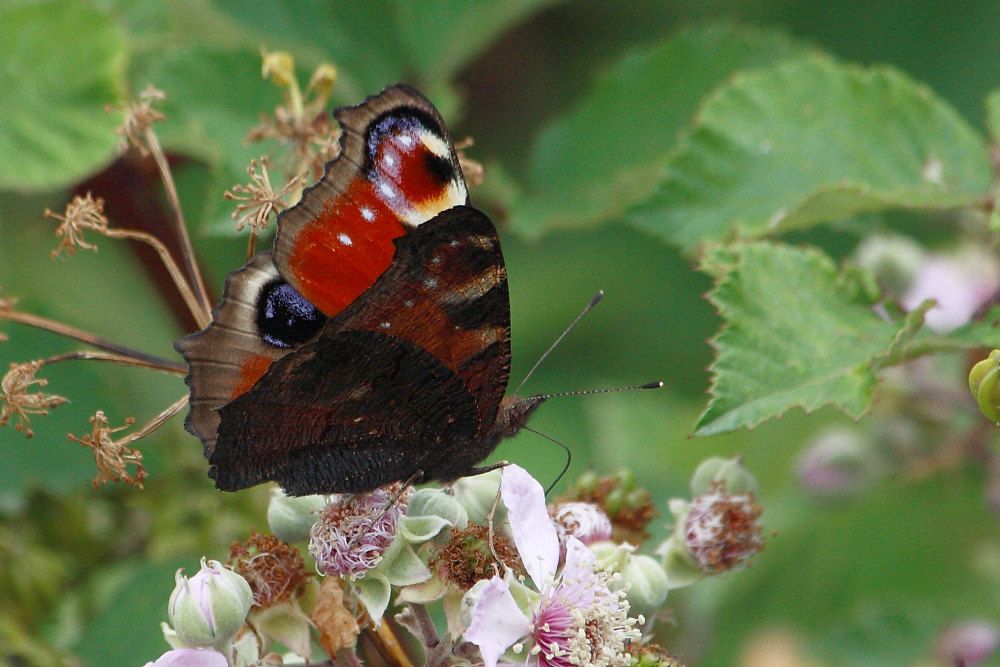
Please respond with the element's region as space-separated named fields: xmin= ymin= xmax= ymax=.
xmin=209 ymin=206 xmax=512 ymax=494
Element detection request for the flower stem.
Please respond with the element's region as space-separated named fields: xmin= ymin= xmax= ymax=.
xmin=142 ymin=126 xmax=213 ymax=325
xmin=1 ymin=309 xmax=185 ymax=372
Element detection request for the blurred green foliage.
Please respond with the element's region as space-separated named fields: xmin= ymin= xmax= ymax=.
xmin=2 ymin=1 xmax=1000 ymax=665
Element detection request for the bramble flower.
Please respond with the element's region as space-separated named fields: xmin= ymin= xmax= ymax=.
xmin=143 ymin=648 xmax=228 ymax=667
xmin=45 ymin=192 xmax=109 ymax=257
xmin=309 ymin=485 xmax=410 ymax=579
xmin=67 ymin=411 xmax=147 ymax=488
xmin=901 ymin=248 xmax=1000 ymax=333
xmin=167 ymin=559 xmax=253 ymax=651
xmin=0 ymin=360 xmax=67 ymax=438
xmin=464 ymin=465 xmax=642 ymax=667
xmin=934 ymin=619 xmax=1000 ymax=666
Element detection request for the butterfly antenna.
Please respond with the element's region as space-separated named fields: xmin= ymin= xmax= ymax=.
xmin=514 ymin=290 xmax=605 ymax=396
xmin=522 ymin=426 xmax=573 ymax=495
xmin=536 ymin=381 xmax=663 ymax=401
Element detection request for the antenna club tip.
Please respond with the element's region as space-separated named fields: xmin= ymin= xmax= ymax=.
xmin=642 ymin=381 xmax=664 ymax=389
xmin=590 ymin=290 xmax=605 ymax=305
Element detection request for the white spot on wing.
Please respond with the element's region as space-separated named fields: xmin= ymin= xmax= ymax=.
xmin=338 ymin=233 xmax=353 ymax=246
xmin=379 ymin=182 xmax=396 ymax=198
xmin=380 ymin=322 xmax=391 ymax=329
xmin=424 ymin=277 xmax=438 ymax=289
xmin=399 ymin=133 xmax=415 ymax=147
xmin=361 ymin=207 xmax=375 ymax=222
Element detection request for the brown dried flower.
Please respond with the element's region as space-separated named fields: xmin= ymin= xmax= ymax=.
xmin=111 ymin=84 xmax=166 ymax=156
xmin=45 ymin=193 xmax=110 ymax=258
xmin=225 ymin=158 xmax=304 ymax=234
xmin=430 ymin=524 xmax=522 ymax=591
xmin=454 ymin=137 xmax=484 ymax=189
xmin=67 ymin=411 xmax=147 ymax=488
xmin=247 ymin=51 xmax=341 ymax=181
xmin=0 ymin=360 xmax=68 ymax=438
xmin=229 ymin=531 xmax=309 ymax=609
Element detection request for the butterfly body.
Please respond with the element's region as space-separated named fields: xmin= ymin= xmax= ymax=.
xmin=175 ymin=86 xmax=544 ymax=495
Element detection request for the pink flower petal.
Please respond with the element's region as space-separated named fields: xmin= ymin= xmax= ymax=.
xmin=143 ymin=648 xmax=228 ymax=667
xmin=464 ymin=576 xmax=532 ymax=667
xmin=501 ymin=465 xmax=559 ymax=586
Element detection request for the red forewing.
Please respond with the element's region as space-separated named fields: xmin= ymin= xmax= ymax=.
xmin=273 ymin=85 xmax=468 ymax=318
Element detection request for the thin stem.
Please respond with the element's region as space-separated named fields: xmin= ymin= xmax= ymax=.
xmin=101 ymin=226 xmax=210 ymax=329
xmin=1 ymin=309 xmax=185 ymax=372
xmin=42 ymin=350 xmax=186 ymax=375
xmin=121 ymin=393 xmax=188 ymax=444
xmin=142 ymin=127 xmax=213 ymax=324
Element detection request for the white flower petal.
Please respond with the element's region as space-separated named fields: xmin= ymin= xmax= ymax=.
xmin=464 ymin=576 xmax=532 ymax=667
xmin=501 ymin=465 xmax=559 ymax=586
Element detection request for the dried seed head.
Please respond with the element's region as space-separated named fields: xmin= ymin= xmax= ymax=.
xmin=229 ymin=531 xmax=310 ymax=609
xmin=67 ymin=410 xmax=147 ymax=488
xmin=45 ymin=193 xmax=110 ymax=258
xmin=454 ymin=137 xmax=484 ymax=189
xmin=430 ymin=524 xmax=521 ymax=591
xmin=111 ymin=84 xmax=166 ymax=156
xmin=225 ymin=158 xmax=304 ymax=234
xmin=0 ymin=360 xmax=67 ymax=438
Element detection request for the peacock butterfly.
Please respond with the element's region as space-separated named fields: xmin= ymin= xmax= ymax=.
xmin=175 ymin=84 xmax=545 ymax=495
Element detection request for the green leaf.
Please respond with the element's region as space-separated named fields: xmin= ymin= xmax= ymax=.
xmin=0 ymin=2 xmax=126 ymax=191
xmin=396 ymin=0 xmax=563 ymax=82
xmin=630 ymin=57 xmax=993 ymax=252
xmin=695 ymin=243 xmax=916 ymax=436
xmin=509 ymin=23 xmax=807 ymax=236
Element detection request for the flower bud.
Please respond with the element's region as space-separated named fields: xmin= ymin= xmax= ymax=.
xmin=690 ymin=456 xmax=759 ymax=497
xmin=452 ymin=469 xmax=504 ymax=526
xmin=552 ymin=501 xmax=612 ymax=544
xmin=853 ymin=234 xmax=924 ymax=297
xmin=399 ymin=487 xmax=469 ymax=542
xmin=307 ymin=64 xmax=338 ymax=100
xmin=684 ymin=488 xmax=764 ymax=574
xmin=168 ymin=559 xmax=252 ymax=650
xmin=934 ymin=620 xmax=1000 ymax=666
xmin=266 ymin=489 xmax=326 ymax=543
xmin=261 ymin=51 xmax=295 ymax=88
xmin=795 ymin=427 xmax=874 ymax=500
xmin=619 ymin=553 xmax=669 ymax=621
xmin=969 ymin=350 xmax=1000 ymax=422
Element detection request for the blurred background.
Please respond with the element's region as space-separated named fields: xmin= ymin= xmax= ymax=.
xmin=2 ymin=1 xmax=1000 ymax=665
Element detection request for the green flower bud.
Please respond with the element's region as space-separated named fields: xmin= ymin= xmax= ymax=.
xmin=452 ymin=469 xmax=504 ymax=526
xmin=969 ymin=350 xmax=1000 ymax=422
xmin=620 ymin=554 xmax=669 ymax=621
xmin=168 ymin=559 xmax=252 ymax=651
xmin=266 ymin=489 xmax=327 ymax=543
xmin=398 ymin=488 xmax=469 ymax=542
xmin=690 ymin=456 xmax=759 ymax=497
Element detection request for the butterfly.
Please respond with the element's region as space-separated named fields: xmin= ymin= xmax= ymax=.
xmin=175 ymin=84 xmax=546 ymax=496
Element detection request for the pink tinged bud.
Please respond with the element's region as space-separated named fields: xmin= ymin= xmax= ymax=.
xmin=553 ymin=501 xmax=613 ymax=544
xmin=308 ymin=488 xmax=407 ymax=579
xmin=143 ymin=648 xmax=228 ymax=667
xmin=683 ymin=489 xmax=764 ymax=573
xmin=901 ymin=251 xmax=1000 ymax=333
xmin=935 ymin=620 xmax=1000 ymax=666
xmin=795 ymin=428 xmax=873 ymax=500
xmin=167 ymin=559 xmax=253 ymax=650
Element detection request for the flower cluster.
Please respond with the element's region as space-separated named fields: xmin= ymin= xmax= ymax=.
xmin=141 ymin=460 xmax=764 ymax=665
